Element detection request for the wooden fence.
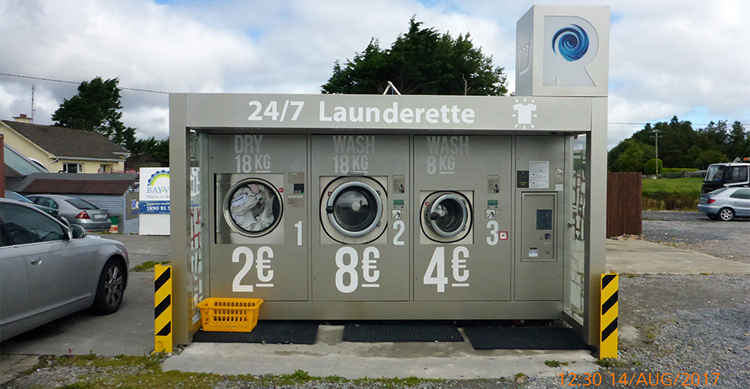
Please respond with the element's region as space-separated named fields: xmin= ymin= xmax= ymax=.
xmin=607 ymin=172 xmax=642 ymax=237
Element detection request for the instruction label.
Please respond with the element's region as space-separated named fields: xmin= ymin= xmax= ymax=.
xmin=529 ymin=161 xmax=549 ymax=189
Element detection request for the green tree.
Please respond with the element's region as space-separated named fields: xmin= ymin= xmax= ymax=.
xmin=643 ymin=158 xmax=663 ymax=175
xmin=52 ymin=77 xmax=137 ymax=149
xmin=608 ymin=139 xmax=652 ymax=172
xmin=130 ymin=137 xmax=170 ymax=166
xmin=628 ymin=117 xmax=697 ymax=168
xmin=322 ymin=18 xmax=507 ymax=95
xmin=616 ymin=141 xmax=646 ymax=172
xmin=695 ymin=121 xmax=729 ymax=157
xmin=694 ymin=149 xmax=728 ymax=169
xmin=728 ymin=121 xmax=748 ymax=159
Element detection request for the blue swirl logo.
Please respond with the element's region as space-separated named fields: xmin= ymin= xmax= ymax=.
xmin=552 ymin=24 xmax=589 ymax=61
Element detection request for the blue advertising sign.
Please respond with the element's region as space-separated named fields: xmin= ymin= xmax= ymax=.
xmin=140 ymin=201 xmax=170 ymax=214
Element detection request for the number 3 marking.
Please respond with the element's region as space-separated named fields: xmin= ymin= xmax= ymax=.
xmin=487 ymin=221 xmax=499 ymax=246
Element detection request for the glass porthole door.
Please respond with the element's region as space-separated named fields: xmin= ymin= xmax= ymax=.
xmin=326 ymin=181 xmax=383 ymax=237
xmin=421 ymin=192 xmax=472 ymax=243
xmin=223 ymin=178 xmax=283 ymax=237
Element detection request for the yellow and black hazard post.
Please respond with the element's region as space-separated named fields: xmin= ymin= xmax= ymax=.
xmin=600 ymin=273 xmax=618 ymax=359
xmin=154 ymin=264 xmax=173 ymax=353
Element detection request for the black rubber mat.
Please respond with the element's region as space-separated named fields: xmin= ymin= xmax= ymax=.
xmin=463 ymin=326 xmax=591 ymax=350
xmin=343 ymin=322 xmax=464 ymax=342
xmin=192 ymin=321 xmax=318 ymax=345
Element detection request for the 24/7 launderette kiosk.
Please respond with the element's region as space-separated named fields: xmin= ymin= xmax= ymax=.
xmin=168 ymin=6 xmax=611 ymax=350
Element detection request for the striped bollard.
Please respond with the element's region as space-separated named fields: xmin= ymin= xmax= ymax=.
xmin=600 ymin=273 xmax=618 ymax=359
xmin=154 ymin=265 xmax=173 ymax=353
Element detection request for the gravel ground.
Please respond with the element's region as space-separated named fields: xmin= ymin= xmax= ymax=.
xmin=8 ymin=275 xmax=749 ymax=389
xmin=642 ymin=211 xmax=750 ymax=264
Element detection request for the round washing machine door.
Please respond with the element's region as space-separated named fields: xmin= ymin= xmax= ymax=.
xmin=223 ymin=178 xmax=283 ymax=238
xmin=321 ymin=178 xmax=386 ymax=243
xmin=422 ymin=192 xmax=472 ymax=243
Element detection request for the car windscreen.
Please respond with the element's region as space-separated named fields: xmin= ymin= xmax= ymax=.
xmin=705 ymin=165 xmax=723 ymax=181
xmin=65 ymin=198 xmax=99 ymax=210
xmin=4 ymin=191 xmax=33 ymax=203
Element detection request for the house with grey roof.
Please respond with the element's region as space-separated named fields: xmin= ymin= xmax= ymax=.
xmin=2 ymin=116 xmax=140 ymax=233
xmin=1 ymin=116 xmax=130 ymax=173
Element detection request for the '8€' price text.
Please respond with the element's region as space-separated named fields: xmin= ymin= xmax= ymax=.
xmin=559 ymin=372 xmax=720 ymax=386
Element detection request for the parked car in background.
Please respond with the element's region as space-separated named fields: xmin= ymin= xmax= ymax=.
xmin=698 ymin=187 xmax=750 ymax=221
xmin=0 ymin=197 xmax=129 ymax=342
xmin=25 ymin=194 xmax=111 ymax=232
xmin=4 ymin=190 xmax=61 ymax=218
xmin=701 ymin=162 xmax=750 ymax=193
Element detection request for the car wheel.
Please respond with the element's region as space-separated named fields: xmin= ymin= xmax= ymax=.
xmin=718 ymin=208 xmax=735 ymax=222
xmin=92 ymin=259 xmax=125 ymax=315
xmin=707 ymin=214 xmax=719 ymax=220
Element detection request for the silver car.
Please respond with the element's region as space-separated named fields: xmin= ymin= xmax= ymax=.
xmin=26 ymin=194 xmax=112 ymax=232
xmin=698 ymin=187 xmax=750 ymax=221
xmin=0 ymin=198 xmax=129 ymax=342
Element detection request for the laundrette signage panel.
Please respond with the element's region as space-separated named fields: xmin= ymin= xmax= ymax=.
xmin=183 ymin=94 xmax=593 ymax=132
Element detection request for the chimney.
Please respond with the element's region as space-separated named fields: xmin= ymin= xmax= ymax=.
xmin=14 ymin=114 xmax=32 ymax=123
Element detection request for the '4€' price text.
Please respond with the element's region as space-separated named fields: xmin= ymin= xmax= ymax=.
xmin=248 ymin=100 xmax=304 ymax=122
xmin=559 ymin=372 xmax=720 ymax=386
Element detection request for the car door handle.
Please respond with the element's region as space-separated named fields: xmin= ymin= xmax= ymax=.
xmin=29 ymin=256 xmax=42 ymax=265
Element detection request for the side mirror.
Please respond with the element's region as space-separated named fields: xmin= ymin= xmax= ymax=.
xmin=71 ymin=224 xmax=87 ymax=239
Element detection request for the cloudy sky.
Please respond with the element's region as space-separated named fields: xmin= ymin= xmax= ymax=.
xmin=1 ymin=0 xmax=749 ymax=149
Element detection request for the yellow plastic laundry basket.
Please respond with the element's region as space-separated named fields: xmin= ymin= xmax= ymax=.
xmin=197 ymin=298 xmax=263 ymax=332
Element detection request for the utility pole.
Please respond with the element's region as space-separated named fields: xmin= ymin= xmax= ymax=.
xmin=31 ymin=84 xmax=36 ymax=123
xmin=653 ymin=128 xmax=660 ymax=178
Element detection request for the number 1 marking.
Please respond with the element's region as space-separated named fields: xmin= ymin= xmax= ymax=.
xmin=295 ymin=221 xmax=303 ymax=246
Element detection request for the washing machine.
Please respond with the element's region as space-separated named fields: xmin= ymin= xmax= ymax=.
xmin=413 ymin=135 xmax=513 ymax=301
xmin=419 ymin=190 xmax=473 ymax=245
xmin=319 ymin=175 xmax=387 ymax=245
xmin=311 ymin=135 xmax=410 ymax=301
xmin=216 ymin=174 xmax=284 ymax=244
xmin=208 ymin=134 xmax=308 ymax=301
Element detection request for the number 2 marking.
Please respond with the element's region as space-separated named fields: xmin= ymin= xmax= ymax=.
xmin=392 ymin=220 xmax=405 ymax=245
xmin=232 ymin=247 xmax=254 ymax=292
xmin=248 ymin=101 xmax=262 ymax=121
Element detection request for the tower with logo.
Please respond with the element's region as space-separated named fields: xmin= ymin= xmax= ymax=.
xmin=516 ymin=6 xmax=609 ymax=97
xmin=516 ymin=5 xmax=610 ymax=347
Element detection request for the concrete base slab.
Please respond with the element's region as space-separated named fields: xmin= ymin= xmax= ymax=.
xmin=606 ymin=240 xmax=750 ymax=275
xmin=0 ymin=354 xmax=39 ymax=386
xmin=163 ymin=326 xmax=598 ymax=379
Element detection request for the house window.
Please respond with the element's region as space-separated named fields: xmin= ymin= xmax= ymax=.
xmin=63 ymin=163 xmax=83 ymax=173
xmin=99 ymin=164 xmax=113 ymax=173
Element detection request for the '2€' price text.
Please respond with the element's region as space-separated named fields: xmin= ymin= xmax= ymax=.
xmin=248 ymin=100 xmax=304 ymax=122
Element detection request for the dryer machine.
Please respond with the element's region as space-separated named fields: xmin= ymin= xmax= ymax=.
xmin=312 ymin=135 xmax=410 ymax=301
xmin=208 ymin=134 xmax=308 ymax=301
xmin=413 ymin=135 xmax=513 ymax=301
